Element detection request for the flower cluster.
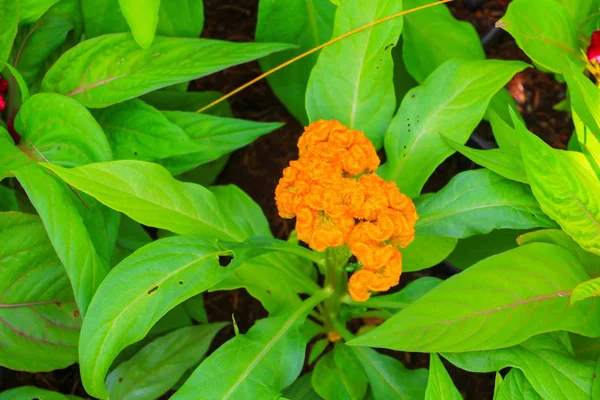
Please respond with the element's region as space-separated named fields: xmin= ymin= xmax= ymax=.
xmin=275 ymin=120 xmax=417 ymax=302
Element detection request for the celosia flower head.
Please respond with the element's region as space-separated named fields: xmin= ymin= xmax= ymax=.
xmin=587 ymin=30 xmax=600 ymax=64
xmin=275 ymin=120 xmax=417 ymax=302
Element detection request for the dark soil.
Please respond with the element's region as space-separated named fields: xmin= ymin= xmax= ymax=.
xmin=3 ymin=0 xmax=572 ymax=399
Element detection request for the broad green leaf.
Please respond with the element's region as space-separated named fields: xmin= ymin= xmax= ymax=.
xmin=305 ymin=0 xmax=403 ymax=149
xmin=594 ymin=356 xmax=600 ymax=399
xmin=19 ymin=0 xmax=61 ymax=24
xmin=415 ymin=169 xmax=555 ymax=238
xmin=518 ymin=229 xmax=600 ymax=277
xmin=517 ymin=119 xmax=600 ymax=255
xmin=156 ymin=0 xmax=203 ymax=37
xmin=16 ymin=93 xmax=112 ymax=166
xmin=444 ymin=334 xmax=594 ymax=400
xmin=106 ymin=323 xmax=227 ymax=400
xmin=564 ymin=61 xmax=600 ymax=136
xmin=41 ymin=33 xmax=294 ymax=108
xmin=256 ymin=0 xmax=335 ymax=124
xmin=572 ymin=277 xmax=600 ymax=304
xmin=392 ymin=39 xmax=418 ymax=106
xmin=379 ymin=59 xmax=528 ymax=197
xmin=160 ymin=111 xmax=283 ymax=175
xmin=14 ymin=164 xmax=108 ymax=315
xmin=498 ymin=0 xmax=582 ymax=74
xmin=573 ymin=111 xmax=600 ymax=177
xmin=357 ymin=277 xmax=442 ymax=313
xmin=447 ymin=229 xmax=524 ymax=270
xmin=554 ymin=0 xmax=597 ymax=24
xmin=81 ymin=0 xmax=129 ymax=38
xmin=443 ymin=136 xmax=527 ymax=183
xmin=111 ymin=215 xmax=152 ymax=266
xmin=571 ymin=334 xmax=600 ymax=361
xmin=119 ymin=0 xmax=160 ymax=49
xmin=401 ymin=235 xmax=457 ymax=272
xmin=402 ymin=0 xmax=484 ymax=83
xmin=493 ymin=373 xmax=503 ymax=399
xmin=0 ymin=387 xmax=81 ymax=400
xmin=312 ymin=342 xmax=368 ymax=400
xmin=348 ymin=243 xmax=599 ymax=352
xmin=425 ymin=353 xmax=462 ymax=400
xmin=140 ymin=90 xmax=232 ymax=116
xmin=43 ymin=161 xmax=240 ymax=240
xmin=0 ymin=212 xmax=80 ymax=372
xmin=283 ymin=373 xmax=321 ymax=400
xmin=183 ymin=294 xmax=208 ymax=324
xmin=12 ymin=0 xmax=79 ymax=86
xmin=488 ymin=106 xmax=520 ymax=149
xmin=80 ymin=234 xmax=321 ymax=398
xmin=93 ymin=99 xmax=199 ymax=161
xmin=171 ymin=290 xmax=331 ymax=400
xmin=494 ymin=369 xmax=542 ymax=400
xmin=0 ymin=186 xmax=18 ymax=211
xmin=0 ymin=0 xmax=19 ymax=66
xmin=352 ymin=346 xmax=428 ymax=400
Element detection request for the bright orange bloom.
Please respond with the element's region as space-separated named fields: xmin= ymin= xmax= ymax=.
xmin=275 ymin=120 xmax=417 ymax=302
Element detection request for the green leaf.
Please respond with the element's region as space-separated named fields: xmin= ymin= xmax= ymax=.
xmin=160 ymin=111 xmax=283 ymax=175
xmin=564 ymin=61 xmax=600 ymax=136
xmin=256 ymin=0 xmax=335 ymax=124
xmin=348 ymin=243 xmax=600 ymax=352
xmin=19 ymin=0 xmax=61 ymax=24
xmin=312 ymin=343 xmax=368 ymax=400
xmin=493 ymin=373 xmax=503 ymax=399
xmin=498 ymin=0 xmax=582 ymax=74
xmin=443 ymin=136 xmax=528 ymax=184
xmin=444 ymin=333 xmax=594 ymax=400
xmin=283 ymin=373 xmax=321 ymax=400
xmin=305 ymin=0 xmax=403 ymax=149
xmin=571 ymin=277 xmax=600 ymax=304
xmin=518 ymin=229 xmax=600 ymax=277
xmin=352 ymin=346 xmax=428 ymax=400
xmin=494 ymin=369 xmax=542 ymax=400
xmin=425 ymin=353 xmax=462 ymax=400
xmin=0 ymin=129 xmax=33 ymax=177
xmin=16 ymin=93 xmax=112 ymax=166
xmin=93 ymin=99 xmax=199 ymax=161
xmin=111 ymin=215 xmax=152 ymax=266
xmin=0 ymin=386 xmax=80 ymax=400
xmin=555 ymin=0 xmax=597 ymax=24
xmin=81 ymin=0 xmax=128 ymax=38
xmin=308 ymin=338 xmax=329 ymax=365
xmin=140 ymin=90 xmax=232 ymax=116
xmin=488 ymin=106 xmax=520 ymax=149
xmin=0 ymin=212 xmax=80 ymax=372
xmin=401 ymin=235 xmax=457 ymax=272
xmin=42 ymin=161 xmax=241 ymax=240
xmin=106 ymin=323 xmax=227 ymax=400
xmin=41 ymin=33 xmax=294 ymax=108
xmin=571 ymin=334 xmax=600 ymax=361
xmin=358 ymin=277 xmax=442 ymax=313
xmin=12 ymin=0 xmax=79 ymax=86
xmin=402 ymin=0 xmax=484 ymax=83
xmin=0 ymin=185 xmax=18 ymax=211
xmin=0 ymin=0 xmax=19 ymax=66
xmin=447 ymin=229 xmax=524 ymax=270
xmin=594 ymin=356 xmax=600 ymax=399
xmin=118 ymin=0 xmax=160 ymax=48
xmin=516 ymin=117 xmax=600 ymax=255
xmin=80 ymin=234 xmax=322 ymax=398
xmin=171 ymin=290 xmax=331 ymax=400
xmin=415 ymin=169 xmax=555 ymax=238
xmin=14 ymin=164 xmax=108 ymax=315
xmin=573 ymin=110 xmax=600 ymax=178
xmin=156 ymin=0 xmax=203 ymax=37
xmin=379 ymin=59 xmax=528 ymax=197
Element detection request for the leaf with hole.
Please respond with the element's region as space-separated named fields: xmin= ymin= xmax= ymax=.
xmin=106 ymin=323 xmax=227 ymax=400
xmin=348 ymin=243 xmax=600 ymax=352
xmin=256 ymin=0 xmax=335 ymax=124
xmin=41 ymin=33 xmax=294 ymax=108
xmin=0 ymin=212 xmax=80 ymax=372
xmin=171 ymin=290 xmax=331 ymax=400
xmin=305 ymin=0 xmax=403 ymax=149
xmin=415 ymin=169 xmax=555 ymax=238
xmin=379 ymin=59 xmax=528 ymax=198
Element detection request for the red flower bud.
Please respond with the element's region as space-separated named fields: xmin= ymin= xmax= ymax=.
xmin=0 ymin=95 xmax=5 ymax=112
xmin=587 ymin=30 xmax=600 ymax=64
xmin=0 ymin=78 xmax=7 ymax=93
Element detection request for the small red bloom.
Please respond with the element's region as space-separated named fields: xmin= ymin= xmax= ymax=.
xmin=7 ymin=118 xmax=20 ymax=144
xmin=0 ymin=78 xmax=8 ymax=93
xmin=587 ymin=30 xmax=600 ymax=64
xmin=0 ymin=95 xmax=6 ymax=112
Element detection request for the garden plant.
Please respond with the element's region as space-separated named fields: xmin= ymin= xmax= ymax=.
xmin=2 ymin=0 xmax=600 ymax=399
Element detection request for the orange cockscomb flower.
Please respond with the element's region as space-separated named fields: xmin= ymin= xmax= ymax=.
xmin=275 ymin=120 xmax=417 ymax=302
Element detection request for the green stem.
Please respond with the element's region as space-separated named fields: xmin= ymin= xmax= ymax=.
xmin=322 ymin=246 xmax=351 ymax=331
xmin=331 ymin=318 xmax=355 ymax=342
xmin=350 ymin=310 xmax=391 ymax=320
